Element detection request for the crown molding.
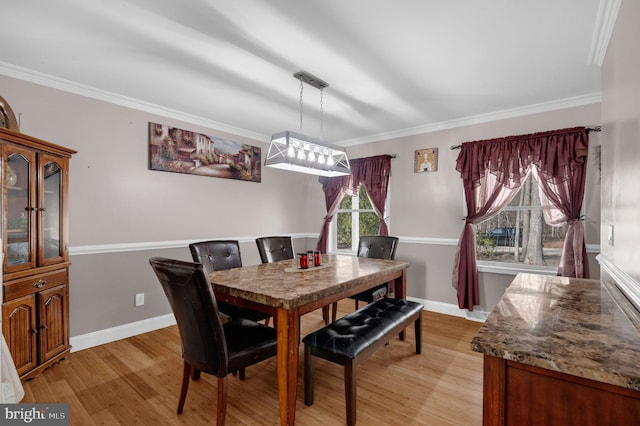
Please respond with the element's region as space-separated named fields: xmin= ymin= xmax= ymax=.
xmin=588 ymin=0 xmax=622 ymax=66
xmin=0 ymin=61 xmax=268 ymax=142
xmin=1 ymin=61 xmax=601 ymax=149
xmin=338 ymin=92 xmax=601 ymax=146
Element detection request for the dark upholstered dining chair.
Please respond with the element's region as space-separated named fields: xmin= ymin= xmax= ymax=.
xmin=331 ymin=235 xmax=399 ymax=322
xmin=149 ymin=257 xmax=277 ymax=426
xmin=189 ymin=240 xmax=271 ymax=324
xmin=255 ymin=236 xmax=295 ymax=264
xmin=255 ymin=236 xmax=331 ymax=325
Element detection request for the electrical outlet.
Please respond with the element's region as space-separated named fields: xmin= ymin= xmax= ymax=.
xmin=608 ymin=224 xmax=614 ymax=246
xmin=135 ymin=293 xmax=145 ymax=307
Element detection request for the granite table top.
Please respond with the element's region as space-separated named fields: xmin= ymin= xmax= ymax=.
xmin=207 ymin=254 xmax=409 ymax=310
xmin=471 ymin=273 xmax=640 ymax=391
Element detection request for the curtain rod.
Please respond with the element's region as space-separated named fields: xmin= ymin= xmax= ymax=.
xmin=349 ymin=154 xmax=397 ymax=160
xmin=449 ymin=126 xmax=602 ymax=150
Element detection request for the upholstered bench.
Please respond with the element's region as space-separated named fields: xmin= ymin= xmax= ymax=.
xmin=302 ymin=298 xmax=423 ymax=426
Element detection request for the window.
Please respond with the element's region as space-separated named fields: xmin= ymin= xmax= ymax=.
xmin=332 ymin=185 xmax=383 ymax=252
xmin=475 ymin=173 xmax=567 ymax=268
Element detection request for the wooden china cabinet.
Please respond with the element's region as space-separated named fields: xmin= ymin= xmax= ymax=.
xmin=1 ymin=127 xmax=76 ymax=381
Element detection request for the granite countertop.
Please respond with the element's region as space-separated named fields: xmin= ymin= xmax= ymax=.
xmin=207 ymin=254 xmax=409 ymax=310
xmin=471 ymin=273 xmax=640 ymax=390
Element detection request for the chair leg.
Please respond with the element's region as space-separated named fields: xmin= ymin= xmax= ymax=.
xmin=191 ymin=369 xmax=201 ymax=381
xmin=321 ymin=305 xmax=330 ymax=325
xmin=216 ymin=376 xmax=228 ymax=426
xmin=264 ymin=317 xmax=271 ymax=327
xmin=415 ymin=313 xmax=422 ymax=354
xmin=331 ymin=302 xmax=338 ymax=323
xmin=304 ymin=344 xmax=315 ymax=406
xmin=238 ymin=368 xmax=246 ymax=381
xmin=177 ymin=360 xmax=191 ymax=414
xmin=345 ymin=359 xmax=357 ymax=426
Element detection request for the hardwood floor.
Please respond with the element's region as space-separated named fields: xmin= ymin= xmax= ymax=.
xmin=21 ymin=300 xmax=483 ymax=425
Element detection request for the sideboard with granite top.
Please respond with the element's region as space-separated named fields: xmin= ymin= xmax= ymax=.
xmin=472 ymin=273 xmax=640 ymax=425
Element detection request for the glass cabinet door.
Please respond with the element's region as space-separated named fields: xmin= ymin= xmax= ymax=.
xmin=5 ymin=147 xmax=36 ymax=271
xmin=40 ymin=158 xmax=63 ymax=262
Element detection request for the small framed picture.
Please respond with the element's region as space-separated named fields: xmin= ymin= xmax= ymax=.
xmin=414 ymin=148 xmax=438 ymax=172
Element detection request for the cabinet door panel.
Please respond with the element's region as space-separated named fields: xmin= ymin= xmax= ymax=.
xmin=2 ymin=294 xmax=37 ymax=376
xmin=4 ymin=146 xmax=37 ymax=273
xmin=38 ymin=155 xmax=68 ymax=266
xmin=38 ymin=284 xmax=69 ymax=362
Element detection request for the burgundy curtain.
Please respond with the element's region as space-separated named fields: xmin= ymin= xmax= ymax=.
xmin=353 ymin=155 xmax=391 ymax=236
xmin=316 ymin=175 xmax=352 ymax=253
xmin=532 ymin=131 xmax=590 ymax=278
xmin=453 ymin=127 xmax=589 ymax=311
xmin=316 ymin=155 xmax=392 ymax=253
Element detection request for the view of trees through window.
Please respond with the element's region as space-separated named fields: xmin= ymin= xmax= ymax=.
xmin=336 ymin=185 xmax=379 ymax=251
xmin=475 ymin=174 xmax=567 ymax=267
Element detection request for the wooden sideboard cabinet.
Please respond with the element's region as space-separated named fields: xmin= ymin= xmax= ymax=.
xmin=1 ymin=127 xmax=76 ymax=381
xmin=473 ymin=273 xmax=640 ymax=425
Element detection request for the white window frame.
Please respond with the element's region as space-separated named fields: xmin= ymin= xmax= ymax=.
xmin=329 ymin=186 xmax=390 ymax=254
xmin=472 ymin=173 xmax=580 ymax=276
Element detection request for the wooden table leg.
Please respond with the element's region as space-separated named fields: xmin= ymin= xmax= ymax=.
xmin=277 ymin=307 xmax=300 ymax=426
xmin=395 ymin=271 xmax=407 ymax=340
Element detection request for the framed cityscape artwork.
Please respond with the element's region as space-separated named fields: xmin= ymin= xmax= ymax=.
xmin=149 ymin=122 xmax=261 ymax=183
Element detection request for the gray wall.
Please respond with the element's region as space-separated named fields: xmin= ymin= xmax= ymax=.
xmin=600 ymin=0 xmax=640 ymax=284
xmin=1 ymin=72 xmax=601 ymax=340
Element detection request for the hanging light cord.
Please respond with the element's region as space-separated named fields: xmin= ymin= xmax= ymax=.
xmin=320 ymin=88 xmax=324 ymax=141
xmin=299 ymin=76 xmax=304 ymax=132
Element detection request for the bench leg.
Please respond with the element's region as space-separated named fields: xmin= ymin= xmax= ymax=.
xmin=345 ymin=359 xmax=357 ymax=426
xmin=304 ymin=344 xmax=315 ymax=406
xmin=414 ymin=312 xmax=422 ymax=354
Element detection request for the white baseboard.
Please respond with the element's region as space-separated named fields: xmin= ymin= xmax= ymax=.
xmin=408 ymin=296 xmax=489 ymax=322
xmin=70 ymin=299 xmax=486 ymax=352
xmin=70 ymin=314 xmax=176 ymax=352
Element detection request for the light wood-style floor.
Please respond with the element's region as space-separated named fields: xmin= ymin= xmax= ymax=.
xmin=22 ymin=300 xmax=483 ymax=425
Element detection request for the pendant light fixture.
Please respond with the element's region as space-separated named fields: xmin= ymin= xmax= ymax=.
xmin=264 ymin=71 xmax=350 ymax=177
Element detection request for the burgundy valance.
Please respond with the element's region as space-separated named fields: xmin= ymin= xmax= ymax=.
xmin=456 ymin=126 xmax=589 ymax=189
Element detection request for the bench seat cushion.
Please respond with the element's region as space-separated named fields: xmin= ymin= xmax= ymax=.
xmin=302 ymin=298 xmax=423 ymax=359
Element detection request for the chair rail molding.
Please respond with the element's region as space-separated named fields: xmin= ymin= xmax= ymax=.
xmin=597 ymin=254 xmax=640 ymax=312
xmin=70 ymin=236 xmax=600 ymax=256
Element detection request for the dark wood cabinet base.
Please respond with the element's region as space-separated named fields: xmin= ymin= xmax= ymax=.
xmin=483 ymin=355 xmax=640 ymax=425
xmin=20 ymin=347 xmax=70 ymax=382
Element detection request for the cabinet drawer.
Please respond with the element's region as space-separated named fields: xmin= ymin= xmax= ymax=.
xmin=3 ymin=269 xmax=68 ymax=300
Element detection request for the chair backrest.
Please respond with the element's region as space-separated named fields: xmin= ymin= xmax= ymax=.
xmin=149 ymin=257 xmax=228 ymax=377
xmin=189 ymin=240 xmax=242 ymax=273
xmin=255 ymin=236 xmax=294 ymax=263
xmin=357 ymin=236 xmax=399 ymax=260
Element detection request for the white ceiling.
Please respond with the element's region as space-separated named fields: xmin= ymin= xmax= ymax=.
xmin=0 ymin=0 xmax=604 ymax=145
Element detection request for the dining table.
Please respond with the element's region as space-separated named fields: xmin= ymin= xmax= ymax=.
xmin=206 ymin=253 xmax=410 ymax=426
